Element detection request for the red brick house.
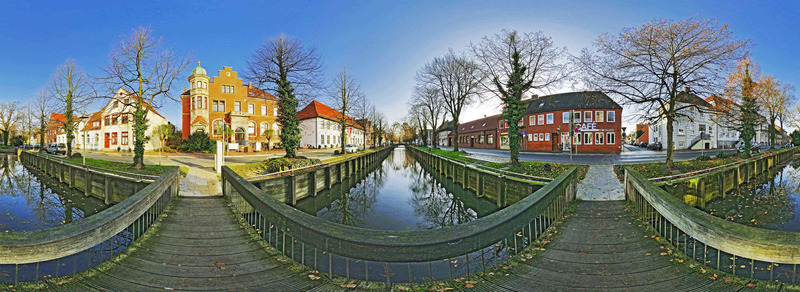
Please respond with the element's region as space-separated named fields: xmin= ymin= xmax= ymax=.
xmin=452 ymin=115 xmax=500 ymax=149
xmin=498 ymin=91 xmax=623 ymax=153
xmin=635 ymin=123 xmax=650 ymax=144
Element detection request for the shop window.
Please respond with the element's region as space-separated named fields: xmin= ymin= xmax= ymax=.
xmin=584 ymin=132 xmax=592 ymax=145
xmin=607 ymin=132 xmax=616 ymax=144
xmin=595 ymin=132 xmax=604 ymax=144
xmin=539 ymin=133 xmax=544 ymax=141
xmin=527 ymin=134 xmax=532 ymax=141
xmin=545 ymin=133 xmax=550 ymax=141
xmin=533 ymin=134 xmax=538 ymax=141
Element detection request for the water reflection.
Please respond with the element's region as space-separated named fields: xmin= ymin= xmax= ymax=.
xmin=700 ymin=160 xmax=800 ymax=232
xmin=0 ymin=154 xmax=109 ymax=231
xmin=294 ymin=147 xmax=499 ymax=230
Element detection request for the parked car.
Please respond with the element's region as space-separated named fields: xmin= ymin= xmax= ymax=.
xmin=632 ymin=142 xmax=639 ymax=146
xmin=345 ymin=144 xmax=358 ymax=154
xmin=647 ymin=142 xmax=662 ymax=151
xmin=46 ymin=143 xmax=67 ymax=155
xmin=738 ymin=145 xmax=761 ymax=153
xmin=639 ymin=142 xmax=648 ymax=148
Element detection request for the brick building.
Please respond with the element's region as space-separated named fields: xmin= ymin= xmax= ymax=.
xmin=453 ymin=115 xmax=500 ymax=149
xmin=180 ymin=63 xmax=281 ymax=150
xmin=635 ymin=123 xmax=650 ymax=144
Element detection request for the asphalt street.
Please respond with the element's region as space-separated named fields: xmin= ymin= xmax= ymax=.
xmin=439 ymin=145 xmax=741 ymax=164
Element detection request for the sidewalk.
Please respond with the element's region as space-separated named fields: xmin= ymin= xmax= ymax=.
xmin=576 ymin=164 xmax=625 ymax=201
xmin=180 ymin=167 xmax=222 ymax=197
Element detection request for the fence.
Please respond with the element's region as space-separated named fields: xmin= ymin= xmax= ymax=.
xmin=624 ymin=150 xmax=800 ymax=283
xmin=0 ymin=152 xmax=179 ymax=284
xmin=651 ymin=147 xmax=797 ymax=208
xmin=20 ymin=152 xmax=158 ymax=204
xmin=221 ymin=146 xmax=577 ymax=283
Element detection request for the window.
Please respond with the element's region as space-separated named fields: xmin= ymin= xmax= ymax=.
xmin=545 ymin=133 xmax=550 ymax=141
xmin=488 ymin=135 xmax=493 ymax=144
xmin=274 ymin=108 xmax=278 ymax=116
xmin=595 ymin=132 xmax=604 ymax=144
xmin=104 ymin=116 xmax=110 ymax=126
xmin=479 ymin=135 xmax=484 ymax=144
xmin=537 ymin=114 xmax=544 ymax=125
xmin=261 ymin=105 xmax=267 ymax=116
xmin=204 ymin=97 xmax=208 ymax=109
xmin=533 ymin=133 xmax=539 ymax=141
xmin=234 ymin=101 xmax=241 ymax=112
xmin=213 ymin=101 xmax=218 ymax=112
xmin=219 ymin=101 xmax=225 ymax=112
xmin=499 ymin=121 xmax=504 ymax=128
xmin=248 ymin=121 xmax=256 ymax=135
xmin=212 ymin=120 xmax=224 ymax=136
xmin=678 ymin=141 xmax=685 ymax=148
xmin=320 ymin=135 xmax=324 ymax=145
xmin=546 ymin=113 xmax=554 ymax=124
xmin=607 ymin=132 xmax=616 ymax=145
xmin=261 ymin=122 xmax=269 ymax=136
xmin=504 ymin=121 xmax=509 ymax=128
xmin=584 ymin=132 xmax=592 ymax=144
xmin=573 ymin=112 xmax=581 ymax=123
xmin=562 ymin=112 xmax=569 ymax=123
xmin=272 ymin=123 xmax=280 ymax=135
xmin=584 ymin=111 xmax=592 ymax=122
xmin=606 ymin=111 xmax=616 ymax=122
xmin=529 ymin=116 xmax=535 ymax=126
xmin=248 ymin=103 xmax=255 ymax=114
xmin=595 ymin=111 xmax=604 ymax=122
xmin=191 ymin=98 xmax=195 ymax=109
xmin=122 ymin=115 xmax=129 ymax=124
xmin=112 ymin=132 xmax=118 ymax=145
xmin=574 ymin=133 xmax=581 ymax=144
xmin=121 ymin=132 xmax=129 ymax=145
xmin=230 ymin=86 xmax=234 ymax=94
xmin=527 ymin=133 xmax=532 ymax=141
xmin=678 ymin=127 xmax=685 ymax=135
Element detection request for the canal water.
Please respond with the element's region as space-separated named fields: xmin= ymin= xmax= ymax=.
xmin=0 ymin=154 xmax=109 ymax=231
xmin=294 ymin=147 xmax=500 ymax=230
xmin=700 ymin=159 xmax=800 ymax=232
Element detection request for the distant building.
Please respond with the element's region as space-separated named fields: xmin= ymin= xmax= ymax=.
xmin=81 ymin=88 xmax=168 ymax=151
xmin=436 ymin=120 xmax=454 ymax=146
xmin=297 ymin=101 xmax=365 ymax=149
xmin=180 ymin=63 xmax=282 ymax=150
xmin=454 ymin=115 xmax=500 ymax=149
xmin=498 ymin=91 xmax=623 ymax=153
xmin=635 ymin=123 xmax=650 ymax=144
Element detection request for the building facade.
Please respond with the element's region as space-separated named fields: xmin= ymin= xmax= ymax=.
xmin=85 ymin=88 xmax=168 ymax=151
xmin=635 ymin=123 xmax=650 ymax=144
xmin=180 ymin=63 xmax=282 ymax=150
xmin=498 ymin=92 xmax=623 ymax=153
xmin=298 ymin=101 xmax=365 ymax=149
xmin=453 ymin=115 xmax=500 ymax=149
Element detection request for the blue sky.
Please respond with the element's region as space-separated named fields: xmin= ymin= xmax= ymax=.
xmin=1 ymin=0 xmax=798 ymax=132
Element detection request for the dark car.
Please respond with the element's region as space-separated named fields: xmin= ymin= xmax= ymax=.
xmin=639 ymin=142 xmax=648 ymax=148
xmin=647 ymin=142 xmax=662 ymax=151
xmin=738 ymin=145 xmax=761 ymax=153
xmin=632 ymin=142 xmax=640 ymax=146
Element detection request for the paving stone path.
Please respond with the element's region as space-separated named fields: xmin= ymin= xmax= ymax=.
xmin=577 ymin=164 xmax=625 ymax=201
xmin=180 ymin=168 xmax=222 ymax=197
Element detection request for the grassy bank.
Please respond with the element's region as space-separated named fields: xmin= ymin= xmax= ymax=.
xmin=415 ymin=146 xmax=588 ymax=180
xmin=615 ymin=148 xmax=796 ymax=179
xmin=67 ymin=157 xmax=176 ymax=176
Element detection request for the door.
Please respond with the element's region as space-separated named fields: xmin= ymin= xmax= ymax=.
xmin=104 ymin=133 xmax=110 ymax=148
xmin=470 ymin=137 xmax=474 ymax=147
xmin=552 ymin=133 xmax=559 ymax=151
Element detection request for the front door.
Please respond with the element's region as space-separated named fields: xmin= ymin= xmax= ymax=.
xmin=552 ymin=133 xmax=559 ymax=151
xmin=104 ymin=133 xmax=110 ymax=148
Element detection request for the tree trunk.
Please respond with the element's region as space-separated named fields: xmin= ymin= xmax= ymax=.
xmin=452 ymin=115 xmax=460 ymax=152
xmin=665 ymin=114 xmax=675 ymax=169
xmin=340 ymin=121 xmax=346 ymax=155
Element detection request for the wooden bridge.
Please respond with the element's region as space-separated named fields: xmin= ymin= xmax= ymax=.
xmin=42 ymin=199 xmax=763 ymax=291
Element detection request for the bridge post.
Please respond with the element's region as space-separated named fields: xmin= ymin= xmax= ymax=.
xmin=310 ymin=171 xmax=317 ymax=197
xmin=104 ymin=176 xmax=112 ymax=205
xmin=68 ymin=166 xmax=75 ymax=188
xmin=698 ymin=178 xmax=706 ymax=208
xmin=476 ymin=171 xmax=482 ymax=197
xmin=462 ymin=163 xmax=468 ymax=187
xmin=497 ymin=175 xmax=506 ymax=208
xmin=85 ymin=168 xmax=92 ymax=197
xmin=289 ymin=171 xmax=297 ymax=206
xmin=324 ymin=166 xmax=332 ymax=189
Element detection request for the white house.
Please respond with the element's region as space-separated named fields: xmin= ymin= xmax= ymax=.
xmin=77 ymin=88 xmax=169 ymax=151
xmin=297 ymin=101 xmax=365 ymax=149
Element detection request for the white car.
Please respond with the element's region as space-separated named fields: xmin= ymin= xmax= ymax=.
xmin=345 ymin=144 xmax=358 ymax=154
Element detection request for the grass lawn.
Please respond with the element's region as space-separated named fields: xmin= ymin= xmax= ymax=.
xmin=415 ymin=146 xmax=587 ymax=180
xmin=68 ymin=157 xmax=175 ymax=176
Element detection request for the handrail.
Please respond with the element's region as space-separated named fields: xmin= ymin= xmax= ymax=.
xmin=0 ymin=165 xmax=179 ymax=264
xmin=409 ymin=147 xmax=553 ymax=183
xmin=30 ymin=151 xmax=159 ymax=181
xmin=648 ymin=147 xmax=795 ymax=183
xmin=625 ymin=165 xmax=800 ymax=282
xmin=244 ymin=146 xmax=392 ymax=181
xmin=222 ymin=163 xmax=575 ymax=262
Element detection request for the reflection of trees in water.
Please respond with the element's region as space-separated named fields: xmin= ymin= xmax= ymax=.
xmin=323 ymin=165 xmax=385 ymax=227
xmin=408 ymin=156 xmax=477 ymax=229
xmin=705 ymin=164 xmax=798 ymax=230
xmin=0 ymin=155 xmax=20 ymax=197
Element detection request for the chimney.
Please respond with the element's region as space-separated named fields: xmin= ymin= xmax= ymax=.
xmin=183 ymin=86 xmax=186 ymax=92
xmin=248 ymin=82 xmax=252 ymax=87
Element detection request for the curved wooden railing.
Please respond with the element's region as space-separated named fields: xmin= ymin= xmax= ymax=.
xmin=625 ymin=160 xmax=800 ymax=283
xmin=222 ymin=146 xmax=576 ymax=282
xmin=649 ymin=147 xmax=796 ymax=184
xmin=0 ymin=152 xmax=179 ymax=283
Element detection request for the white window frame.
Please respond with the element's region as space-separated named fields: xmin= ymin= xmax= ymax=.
xmin=562 ymin=112 xmax=569 ymax=123
xmin=544 ymin=133 xmax=550 ymax=141
xmin=539 ymin=133 xmax=544 ymax=141
xmin=533 ymin=133 xmax=538 ymax=141
xmin=234 ymin=101 xmax=241 ymax=112
xmin=595 ymin=111 xmax=604 ymax=122
xmin=606 ymin=132 xmax=615 ymax=145
xmin=574 ymin=112 xmax=581 ymax=123
xmin=248 ymin=103 xmax=255 ymax=115
xmin=537 ymin=114 xmax=544 ymax=125
xmin=584 ymin=111 xmax=592 ymax=122
xmin=529 ymin=116 xmax=535 ymax=126
xmin=274 ymin=108 xmax=278 ymax=116
xmin=546 ymin=113 xmax=554 ymax=124
xmin=261 ymin=105 xmax=267 ymax=115
xmin=527 ymin=134 xmax=532 ymax=141
xmin=606 ymin=111 xmax=616 ymax=122
xmin=584 ymin=132 xmax=592 ymax=145
xmin=595 ymin=132 xmax=604 ymax=144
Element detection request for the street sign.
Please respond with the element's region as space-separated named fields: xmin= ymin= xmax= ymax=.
xmin=522 ymin=131 xmax=526 ymax=135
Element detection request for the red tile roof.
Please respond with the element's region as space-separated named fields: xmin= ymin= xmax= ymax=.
xmin=457 ymin=114 xmax=501 ymax=134
xmin=297 ymin=101 xmax=363 ymax=130
xmin=83 ymin=110 xmax=104 ymax=131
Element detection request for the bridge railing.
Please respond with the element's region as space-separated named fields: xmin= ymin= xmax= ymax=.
xmin=221 ymin=146 xmax=577 ymax=283
xmin=0 ymin=152 xmax=180 ymax=284
xmin=624 ymin=160 xmax=800 ymax=283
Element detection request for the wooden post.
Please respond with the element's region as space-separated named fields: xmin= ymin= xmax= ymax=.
xmin=325 ymin=166 xmax=332 ymax=189
xmin=310 ymin=171 xmax=317 ymax=197
xmin=289 ymin=171 xmax=297 ymax=205
xmin=698 ymin=178 xmax=706 ymax=208
xmin=85 ymin=168 xmax=92 ymax=197
xmin=462 ymin=163 xmax=468 ymax=187
xmin=104 ymin=176 xmax=112 ymax=205
xmin=476 ymin=171 xmax=482 ymax=197
xmin=718 ymin=172 xmax=725 ymax=198
xmin=497 ymin=175 xmax=506 ymax=208
xmin=68 ymin=166 xmax=75 ymax=188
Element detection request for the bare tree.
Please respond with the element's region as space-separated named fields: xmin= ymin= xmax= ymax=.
xmin=351 ymin=100 xmax=374 ymax=150
xmin=755 ymin=75 xmax=792 ymax=148
xmin=411 ymin=84 xmax=446 ymax=149
xmin=472 ymin=30 xmax=569 ymax=165
xmin=417 ymin=50 xmax=484 ymax=152
xmin=575 ymin=18 xmax=749 ymax=168
xmin=33 ymin=89 xmax=51 ymax=151
xmin=777 ymin=83 xmax=796 ymax=143
xmin=327 ymin=68 xmax=365 ymax=154
xmin=0 ymin=101 xmax=21 ymax=146
xmin=103 ymin=26 xmax=190 ymax=169
xmin=50 ymin=59 xmax=92 ymax=157
xmin=245 ymin=34 xmax=324 ymax=158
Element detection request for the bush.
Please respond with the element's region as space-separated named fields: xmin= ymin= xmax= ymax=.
xmin=334 ymin=150 xmax=341 ymax=155
xmin=695 ymin=155 xmax=712 ymax=161
xmin=179 ymin=132 xmax=215 ymax=153
xmin=715 ymin=151 xmax=728 ymax=159
xmin=71 ymin=152 xmax=82 ymax=159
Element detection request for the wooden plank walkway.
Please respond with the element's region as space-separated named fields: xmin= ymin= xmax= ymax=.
xmin=471 ymin=201 xmax=772 ymax=291
xmin=43 ymin=199 xmax=775 ymax=291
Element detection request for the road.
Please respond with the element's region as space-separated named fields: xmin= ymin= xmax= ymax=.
xmin=439 ymin=145 xmax=741 ymax=164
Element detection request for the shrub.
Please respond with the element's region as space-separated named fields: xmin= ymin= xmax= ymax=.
xmin=715 ymin=151 xmax=728 ymax=159
xmin=334 ymin=150 xmax=341 ymax=155
xmin=179 ymin=132 xmax=215 ymax=153
xmin=696 ymin=155 xmax=712 ymax=161
xmin=71 ymin=152 xmax=82 ymax=159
